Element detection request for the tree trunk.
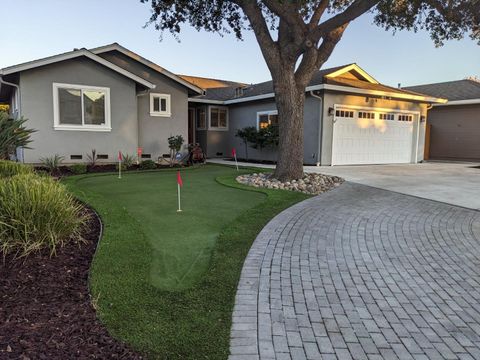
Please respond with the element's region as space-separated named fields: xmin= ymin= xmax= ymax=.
xmin=273 ymin=73 xmax=306 ymax=182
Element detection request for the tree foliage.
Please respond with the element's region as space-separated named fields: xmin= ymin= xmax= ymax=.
xmin=0 ymin=112 xmax=35 ymax=160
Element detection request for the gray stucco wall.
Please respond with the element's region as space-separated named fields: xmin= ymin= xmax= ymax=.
xmin=99 ymin=51 xmax=189 ymax=159
xmin=321 ymin=92 xmax=428 ymax=165
xmin=20 ymin=57 xmax=138 ymax=164
xmin=427 ymin=104 xmax=480 ymax=161
xmin=204 ymin=96 xmax=322 ymax=165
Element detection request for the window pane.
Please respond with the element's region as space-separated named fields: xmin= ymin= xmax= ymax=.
xmin=83 ymin=90 xmax=105 ymax=125
xmin=219 ymin=110 xmax=227 ymax=127
xmin=197 ymin=109 xmax=206 ymax=128
xmin=58 ymin=88 xmax=82 ymax=125
xmin=259 ymin=114 xmax=269 ymax=129
xmin=160 ymin=98 xmax=167 ymax=112
xmin=211 ymin=108 xmax=219 ymax=127
xmin=153 ymin=97 xmax=160 ymax=112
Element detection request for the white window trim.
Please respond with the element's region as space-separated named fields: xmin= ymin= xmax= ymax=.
xmin=208 ymin=106 xmax=229 ymax=131
xmin=53 ymin=83 xmax=111 ymax=132
xmin=256 ymin=110 xmax=278 ymax=130
xmin=196 ymin=108 xmax=207 ymax=130
xmin=150 ymin=93 xmax=171 ymax=117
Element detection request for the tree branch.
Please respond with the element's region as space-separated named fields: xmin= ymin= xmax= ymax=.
xmin=308 ymin=0 xmax=330 ymax=29
xmin=312 ymin=0 xmax=379 ymax=41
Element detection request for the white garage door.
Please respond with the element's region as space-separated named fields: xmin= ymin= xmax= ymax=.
xmin=332 ymin=107 xmax=417 ymax=166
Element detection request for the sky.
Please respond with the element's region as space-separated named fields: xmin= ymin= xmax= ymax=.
xmin=1 ymin=0 xmax=478 ymax=87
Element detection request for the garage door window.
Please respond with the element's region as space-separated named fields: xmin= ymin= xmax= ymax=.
xmin=398 ymin=115 xmax=413 ymax=122
xmin=358 ymin=111 xmax=375 ymax=119
xmin=335 ymin=110 xmax=354 ymax=118
xmin=379 ymin=113 xmax=395 ymax=121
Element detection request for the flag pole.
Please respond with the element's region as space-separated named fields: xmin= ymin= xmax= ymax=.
xmin=118 ymin=158 xmax=122 ymax=179
xmin=177 ymin=183 xmax=182 ymax=212
xmin=234 ymin=153 xmax=239 ymax=171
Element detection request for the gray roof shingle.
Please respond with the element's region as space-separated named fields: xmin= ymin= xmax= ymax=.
xmin=404 ymin=80 xmax=480 ymax=101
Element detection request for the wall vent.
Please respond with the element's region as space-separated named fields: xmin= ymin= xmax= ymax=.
xmin=70 ymin=155 xmax=82 ymax=160
xmin=97 ymin=154 xmax=108 ymax=159
xmin=141 ymin=154 xmax=152 ymax=159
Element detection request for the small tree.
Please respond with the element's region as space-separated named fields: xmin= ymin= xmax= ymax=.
xmin=168 ymin=135 xmax=184 ymax=167
xmin=235 ymin=126 xmax=257 ymax=160
xmin=252 ymin=124 xmax=279 ymax=151
xmin=0 ymin=112 xmax=35 ymax=160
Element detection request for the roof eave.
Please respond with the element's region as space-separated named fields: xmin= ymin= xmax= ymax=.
xmin=434 ymin=98 xmax=480 ymax=107
xmin=0 ymin=49 xmax=156 ymax=89
xmin=90 ymin=44 xmax=203 ymax=95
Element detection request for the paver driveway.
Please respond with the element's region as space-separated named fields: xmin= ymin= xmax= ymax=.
xmin=229 ymin=183 xmax=480 ymax=360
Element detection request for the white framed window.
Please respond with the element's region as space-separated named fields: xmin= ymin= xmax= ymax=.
xmin=150 ymin=93 xmax=171 ymax=117
xmin=335 ymin=109 xmax=354 ymax=118
xmin=257 ymin=110 xmax=279 ymax=129
xmin=358 ymin=111 xmax=375 ymax=119
xmin=197 ymin=108 xmax=206 ymax=130
xmin=209 ymin=106 xmax=228 ymax=130
xmin=379 ymin=113 xmax=395 ymax=121
xmin=53 ymin=83 xmax=111 ymax=131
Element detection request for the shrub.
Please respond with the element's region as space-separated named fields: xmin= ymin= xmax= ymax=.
xmin=121 ymin=154 xmax=136 ymax=168
xmin=40 ymin=154 xmax=64 ymax=174
xmin=70 ymin=164 xmax=87 ymax=175
xmin=140 ymin=160 xmax=157 ymax=170
xmin=168 ymin=135 xmax=184 ymax=167
xmin=86 ymin=149 xmax=98 ymax=167
xmin=0 ymin=174 xmax=87 ymax=258
xmin=0 ymin=112 xmax=36 ymax=160
xmin=0 ymin=160 xmax=33 ymax=178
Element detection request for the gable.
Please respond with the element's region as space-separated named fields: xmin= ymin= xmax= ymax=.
xmin=325 ymin=64 xmax=379 ymax=84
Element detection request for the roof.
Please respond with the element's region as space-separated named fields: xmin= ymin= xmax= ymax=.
xmin=177 ymin=75 xmax=246 ymax=89
xmin=404 ymin=79 xmax=480 ymax=102
xmin=191 ymin=64 xmax=446 ymax=104
xmin=90 ymin=43 xmax=203 ymax=94
xmin=0 ymin=48 xmax=156 ymax=89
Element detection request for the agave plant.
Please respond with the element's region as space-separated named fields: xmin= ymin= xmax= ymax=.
xmin=0 ymin=112 xmax=36 ymax=160
xmin=39 ymin=154 xmax=64 ymax=174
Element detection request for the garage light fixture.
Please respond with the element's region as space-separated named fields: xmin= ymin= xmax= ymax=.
xmin=328 ymin=107 xmax=334 ymax=116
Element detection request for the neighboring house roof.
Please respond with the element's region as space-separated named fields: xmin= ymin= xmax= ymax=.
xmin=177 ymin=75 xmax=246 ymax=89
xmin=190 ymin=64 xmax=446 ymax=105
xmin=404 ymin=79 xmax=480 ymax=106
xmin=90 ymin=43 xmax=203 ymax=95
xmin=0 ymin=48 xmax=156 ymax=89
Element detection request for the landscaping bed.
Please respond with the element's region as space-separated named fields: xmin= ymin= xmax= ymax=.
xmin=0 ymin=205 xmax=142 ymax=359
xmin=236 ymin=172 xmax=344 ymax=194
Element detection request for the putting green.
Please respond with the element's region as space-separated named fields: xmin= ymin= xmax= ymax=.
xmin=69 ymin=165 xmax=264 ymax=290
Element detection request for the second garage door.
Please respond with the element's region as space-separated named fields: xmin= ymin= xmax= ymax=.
xmin=332 ymin=107 xmax=417 ymax=165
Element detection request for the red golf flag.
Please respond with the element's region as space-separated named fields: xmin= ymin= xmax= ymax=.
xmin=231 ymin=148 xmax=236 ymax=157
xmin=118 ymin=151 xmax=123 ymax=161
xmin=177 ymin=171 xmax=183 ymax=187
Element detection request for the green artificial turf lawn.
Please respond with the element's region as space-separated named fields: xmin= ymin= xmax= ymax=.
xmin=64 ymin=165 xmax=310 ymax=359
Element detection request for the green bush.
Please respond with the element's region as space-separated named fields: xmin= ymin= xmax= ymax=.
xmin=0 ymin=174 xmax=87 ymax=258
xmin=0 ymin=112 xmax=36 ymax=160
xmin=40 ymin=154 xmax=64 ymax=174
xmin=121 ymin=154 xmax=136 ymax=168
xmin=0 ymin=160 xmax=33 ymax=178
xmin=70 ymin=164 xmax=87 ymax=175
xmin=140 ymin=160 xmax=157 ymax=170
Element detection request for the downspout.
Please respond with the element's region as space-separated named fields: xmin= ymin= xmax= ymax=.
xmin=310 ymin=91 xmax=323 ymax=166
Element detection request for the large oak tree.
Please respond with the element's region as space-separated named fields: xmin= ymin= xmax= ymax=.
xmin=141 ymin=0 xmax=479 ymax=180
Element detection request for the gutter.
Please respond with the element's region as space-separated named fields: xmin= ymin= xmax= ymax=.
xmin=434 ymin=98 xmax=480 ymax=107
xmin=309 ymin=91 xmax=323 ymax=166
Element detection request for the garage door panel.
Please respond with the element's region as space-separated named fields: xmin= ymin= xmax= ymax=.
xmin=333 ymin=111 xmax=415 ymax=166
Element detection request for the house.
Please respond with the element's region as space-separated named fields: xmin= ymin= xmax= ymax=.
xmin=0 ymin=43 xmax=203 ymax=163
xmin=404 ymin=79 xmax=480 ymax=162
xmin=188 ymin=64 xmax=446 ymax=165
xmin=0 ymin=44 xmax=447 ymax=166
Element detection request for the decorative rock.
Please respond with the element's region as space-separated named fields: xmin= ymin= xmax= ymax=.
xmin=236 ymin=172 xmax=344 ymax=195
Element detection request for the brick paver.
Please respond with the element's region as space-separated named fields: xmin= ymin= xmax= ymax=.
xmin=229 ymin=183 xmax=480 ymax=359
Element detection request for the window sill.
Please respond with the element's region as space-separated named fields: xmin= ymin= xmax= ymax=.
xmin=54 ymin=126 xmax=112 ymax=132
xmin=208 ymin=127 xmax=229 ymax=131
xmin=150 ymin=112 xmax=171 ymax=117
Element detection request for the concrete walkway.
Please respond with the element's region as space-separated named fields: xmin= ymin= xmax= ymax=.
xmin=208 ymin=159 xmax=480 ymax=210
xmin=229 ymin=183 xmax=480 ymax=360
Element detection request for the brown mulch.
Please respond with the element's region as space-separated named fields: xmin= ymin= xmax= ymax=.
xmin=0 ymin=207 xmax=143 ymax=359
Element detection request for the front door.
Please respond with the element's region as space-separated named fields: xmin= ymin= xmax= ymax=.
xmin=188 ymin=108 xmax=195 ymax=144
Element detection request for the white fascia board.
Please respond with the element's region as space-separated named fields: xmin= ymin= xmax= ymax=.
xmin=188 ymin=97 xmax=225 ymax=105
xmin=325 ymin=64 xmax=379 ymax=84
xmin=433 ymin=98 xmax=480 ymax=107
xmin=0 ymin=49 xmax=156 ymax=89
xmin=90 ymin=44 xmax=203 ymax=94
